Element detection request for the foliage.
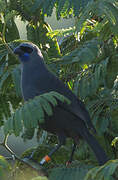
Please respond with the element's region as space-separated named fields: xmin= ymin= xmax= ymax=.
xmin=32 ymin=177 xmax=48 ymax=180
xmin=111 ymin=137 xmax=118 ymax=147
xmin=49 ymin=160 xmax=118 ymax=180
xmin=8 ymin=159 xmax=118 ymax=180
xmin=0 ymin=0 xmax=117 ymax=179
xmin=4 ymin=91 xmax=70 ymax=137
xmin=9 ymin=0 xmax=92 ymax=20
xmin=0 ymin=155 xmax=11 ymax=180
xmin=26 ymin=22 xmax=61 ymax=58
xmin=49 ymin=163 xmax=93 ymax=180
xmin=85 ymin=159 xmax=118 ymax=180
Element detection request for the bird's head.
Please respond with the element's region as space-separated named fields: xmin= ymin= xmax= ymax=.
xmin=14 ymin=42 xmax=43 ymax=63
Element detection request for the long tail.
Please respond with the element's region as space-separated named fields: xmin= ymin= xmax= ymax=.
xmin=79 ymin=129 xmax=108 ymax=165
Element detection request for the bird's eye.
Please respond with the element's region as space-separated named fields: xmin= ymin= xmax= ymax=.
xmin=20 ymin=46 xmax=33 ymax=54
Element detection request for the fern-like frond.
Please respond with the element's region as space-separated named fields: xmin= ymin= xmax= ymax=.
xmin=75 ymin=57 xmax=109 ymax=99
xmin=49 ymin=162 xmax=93 ymax=180
xmin=85 ymin=159 xmax=118 ymax=180
xmin=4 ymin=92 xmax=71 ymax=136
xmin=76 ymin=0 xmax=118 ymax=37
xmin=31 ymin=0 xmax=92 ymax=18
xmin=0 ymin=71 xmax=10 ymax=91
xmin=60 ymin=38 xmax=100 ymax=66
xmin=12 ymin=65 xmax=22 ymax=97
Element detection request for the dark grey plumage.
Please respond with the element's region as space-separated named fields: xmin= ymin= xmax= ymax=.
xmin=14 ymin=42 xmax=108 ymax=165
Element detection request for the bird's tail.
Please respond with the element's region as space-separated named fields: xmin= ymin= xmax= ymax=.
xmin=79 ymin=129 xmax=108 ymax=165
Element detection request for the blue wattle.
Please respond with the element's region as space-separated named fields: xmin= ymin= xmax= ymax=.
xmin=20 ymin=53 xmax=30 ymax=62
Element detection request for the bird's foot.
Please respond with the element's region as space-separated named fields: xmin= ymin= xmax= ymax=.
xmin=66 ymin=160 xmax=72 ymax=167
xmin=24 ymin=150 xmax=35 ymax=160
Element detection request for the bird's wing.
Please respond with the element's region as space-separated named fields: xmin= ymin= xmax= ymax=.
xmin=60 ymin=102 xmax=96 ymax=133
xmin=38 ymin=72 xmax=96 ymax=133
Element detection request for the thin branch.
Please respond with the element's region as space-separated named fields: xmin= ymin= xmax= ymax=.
xmin=0 ymin=134 xmax=46 ymax=174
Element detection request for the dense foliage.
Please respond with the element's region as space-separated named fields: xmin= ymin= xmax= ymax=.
xmin=0 ymin=0 xmax=118 ymax=179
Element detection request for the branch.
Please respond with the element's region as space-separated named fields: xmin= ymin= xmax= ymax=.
xmin=0 ymin=134 xmax=48 ymax=176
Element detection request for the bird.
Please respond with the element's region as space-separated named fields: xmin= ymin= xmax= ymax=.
xmin=14 ymin=42 xmax=108 ymax=166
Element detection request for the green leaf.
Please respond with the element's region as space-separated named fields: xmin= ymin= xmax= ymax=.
xmin=39 ymin=96 xmax=53 ymax=116
xmin=31 ymin=0 xmax=44 ymax=13
xmin=33 ymin=98 xmax=44 ymax=123
xmin=102 ymin=1 xmax=118 ymax=35
xmin=43 ymin=93 xmax=58 ymax=106
xmin=12 ymin=65 xmax=22 ymax=97
xmin=3 ymin=92 xmax=70 ymax=136
xmin=76 ymin=1 xmax=93 ymax=32
xmin=5 ymin=18 xmax=20 ymax=42
xmin=50 ymin=91 xmax=71 ymax=104
xmin=26 ymin=101 xmax=39 ymax=128
xmin=85 ymin=160 xmax=118 ymax=180
xmin=31 ymin=176 xmax=48 ymax=180
xmin=62 ymin=39 xmax=100 ymax=66
xmin=4 ymin=117 xmax=14 ymax=135
xmin=13 ymin=108 xmax=23 ymax=136
xmin=0 ymin=155 xmax=11 ymax=180
xmin=0 ymin=52 xmax=7 ymax=61
xmin=0 ymin=71 xmax=10 ymax=90
xmin=49 ymin=163 xmax=93 ymax=180
xmin=22 ymin=103 xmax=33 ymax=129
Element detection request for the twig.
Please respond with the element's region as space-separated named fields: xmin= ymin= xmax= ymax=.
xmin=0 ymin=134 xmax=43 ymax=172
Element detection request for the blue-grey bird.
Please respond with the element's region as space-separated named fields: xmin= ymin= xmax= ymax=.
xmin=14 ymin=42 xmax=108 ymax=165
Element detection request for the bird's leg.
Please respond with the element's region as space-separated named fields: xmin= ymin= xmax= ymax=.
xmin=22 ymin=144 xmax=62 ymax=166
xmin=69 ymin=143 xmax=77 ymax=163
xmin=40 ymin=134 xmax=66 ymax=165
xmin=66 ymin=143 xmax=76 ymax=166
xmin=39 ymin=143 xmax=62 ymax=165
